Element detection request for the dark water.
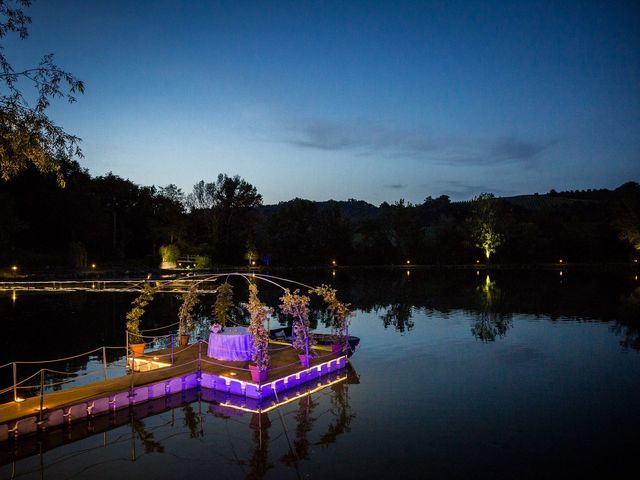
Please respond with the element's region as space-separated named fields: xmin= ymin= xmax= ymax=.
xmin=1 ymin=269 xmax=639 ymax=479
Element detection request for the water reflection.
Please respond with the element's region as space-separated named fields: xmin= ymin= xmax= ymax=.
xmin=470 ymin=274 xmax=512 ymax=342
xmin=615 ymin=286 xmax=640 ymax=349
xmin=1 ymin=366 xmax=358 ymax=479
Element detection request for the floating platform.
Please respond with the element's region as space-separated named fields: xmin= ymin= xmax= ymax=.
xmin=0 ymin=341 xmax=347 ymax=443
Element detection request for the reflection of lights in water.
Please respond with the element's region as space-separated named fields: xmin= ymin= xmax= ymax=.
xmin=560 ymin=271 xmax=563 ymax=276
xmin=406 ymin=270 xmax=410 ymax=277
xmin=332 ymin=270 xmax=336 ymax=277
xmin=635 ymin=275 xmax=638 ymax=281
xmin=92 ymin=283 xmax=96 ymax=289
xmin=11 ymin=290 xmax=17 ymax=303
xmin=476 ymin=270 xmax=480 ymax=276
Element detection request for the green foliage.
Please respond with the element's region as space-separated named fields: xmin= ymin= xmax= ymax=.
xmin=244 ymin=239 xmax=258 ymax=265
xmin=614 ymin=182 xmax=640 ymax=252
xmin=212 ymin=282 xmax=234 ymax=327
xmin=0 ymin=0 xmax=84 ymax=187
xmin=178 ymin=283 xmax=200 ymax=337
xmin=159 ymin=243 xmax=180 ymax=263
xmin=280 ymin=289 xmax=315 ymax=354
xmin=194 ymin=254 xmax=210 ymax=269
xmin=246 ymin=283 xmax=271 ymax=370
xmin=126 ymin=283 xmax=156 ymax=344
xmin=309 ymin=284 xmax=352 ymax=345
xmin=468 ymin=193 xmax=504 ymax=262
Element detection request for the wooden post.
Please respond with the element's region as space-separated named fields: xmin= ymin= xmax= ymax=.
xmin=39 ymin=369 xmax=45 ymax=424
xmin=344 ymin=325 xmax=349 ymax=356
xmin=12 ymin=362 xmax=17 ymax=402
xmin=130 ymin=350 xmax=135 ymax=397
xmin=102 ymin=346 xmax=108 ymax=383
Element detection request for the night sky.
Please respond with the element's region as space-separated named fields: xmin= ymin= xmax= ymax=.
xmin=7 ymin=0 xmax=639 ymax=204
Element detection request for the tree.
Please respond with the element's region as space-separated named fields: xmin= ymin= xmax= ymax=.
xmin=614 ymin=182 xmax=640 ymax=252
xmin=0 ymin=0 xmax=84 ymax=187
xmin=468 ymin=193 xmax=503 ymax=264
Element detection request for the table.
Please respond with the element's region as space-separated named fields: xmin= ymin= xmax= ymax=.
xmin=207 ymin=326 xmax=253 ymax=361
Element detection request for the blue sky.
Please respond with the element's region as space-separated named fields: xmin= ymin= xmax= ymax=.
xmin=6 ymin=0 xmax=639 ymax=204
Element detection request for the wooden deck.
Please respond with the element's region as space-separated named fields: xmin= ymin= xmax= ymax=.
xmin=0 ymin=341 xmax=342 ymax=435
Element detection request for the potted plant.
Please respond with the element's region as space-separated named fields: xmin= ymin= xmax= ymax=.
xmin=178 ymin=283 xmax=200 ymax=346
xmin=247 ymin=283 xmax=271 ymax=382
xmin=310 ymin=284 xmax=352 ymax=355
xmin=126 ymin=283 xmax=156 ymax=356
xmin=212 ymin=281 xmax=234 ymax=331
xmin=280 ymin=289 xmax=315 ymax=367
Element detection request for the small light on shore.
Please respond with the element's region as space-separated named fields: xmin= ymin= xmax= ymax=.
xmin=251 ymin=260 xmax=256 ymax=266
xmin=476 ymin=260 xmax=480 ymax=264
xmin=634 ymin=259 xmax=638 ymax=263
xmin=559 ymin=259 xmax=564 ymax=263
xmin=406 ymin=260 xmax=410 ymax=265
xmin=229 ymin=372 xmax=237 ymax=376
xmin=153 ymin=356 xmax=159 ymax=360
xmin=332 ymin=259 xmax=337 ymax=266
xmin=91 ymin=263 xmax=96 ymax=269
xmin=11 ymin=265 xmax=17 ymax=272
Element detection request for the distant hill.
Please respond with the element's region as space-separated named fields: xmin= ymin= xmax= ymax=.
xmin=260 ymin=198 xmax=379 ymax=222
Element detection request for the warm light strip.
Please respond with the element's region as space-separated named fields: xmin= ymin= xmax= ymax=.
xmin=218 ymin=355 xmax=346 ymax=390
xmin=129 ymin=358 xmax=172 ymax=370
xmin=219 ymin=375 xmax=347 ymax=414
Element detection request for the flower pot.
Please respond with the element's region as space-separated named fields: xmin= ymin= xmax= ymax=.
xmin=179 ymin=334 xmax=189 ymax=347
xmin=249 ymin=364 xmax=267 ymax=383
xmin=298 ymin=354 xmax=311 ymax=368
xmin=130 ymin=343 xmax=145 ymax=356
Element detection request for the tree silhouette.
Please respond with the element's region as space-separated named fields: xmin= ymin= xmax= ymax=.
xmin=0 ymin=0 xmax=84 ymax=186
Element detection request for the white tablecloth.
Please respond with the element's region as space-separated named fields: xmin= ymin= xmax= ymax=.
xmin=207 ymin=326 xmax=252 ymax=361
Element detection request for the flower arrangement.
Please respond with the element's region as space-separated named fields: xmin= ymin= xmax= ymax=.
xmin=126 ymin=283 xmax=156 ymax=345
xmin=309 ymin=284 xmax=352 ymax=348
xmin=280 ymin=288 xmax=315 ymax=357
xmin=212 ymin=282 xmax=234 ymax=328
xmin=246 ymin=283 xmax=272 ymax=371
xmin=178 ymin=283 xmax=200 ymax=339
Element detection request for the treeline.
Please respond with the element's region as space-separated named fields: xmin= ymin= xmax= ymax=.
xmin=0 ymin=162 xmax=638 ymax=268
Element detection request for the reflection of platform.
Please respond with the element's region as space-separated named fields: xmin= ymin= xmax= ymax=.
xmin=207 ymin=327 xmax=252 ymax=361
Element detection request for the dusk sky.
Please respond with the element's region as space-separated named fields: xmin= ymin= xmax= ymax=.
xmin=7 ymin=0 xmax=639 ymax=204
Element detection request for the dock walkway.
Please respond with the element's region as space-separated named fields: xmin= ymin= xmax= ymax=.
xmin=0 ymin=340 xmax=347 ymax=442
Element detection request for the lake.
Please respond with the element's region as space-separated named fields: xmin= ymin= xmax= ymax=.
xmin=1 ymin=268 xmax=639 ymax=479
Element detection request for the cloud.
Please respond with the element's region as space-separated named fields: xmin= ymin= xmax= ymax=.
xmin=384 ymin=183 xmax=407 ymax=189
xmin=434 ymin=181 xmax=514 ymax=200
xmin=282 ymin=120 xmax=552 ymax=166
